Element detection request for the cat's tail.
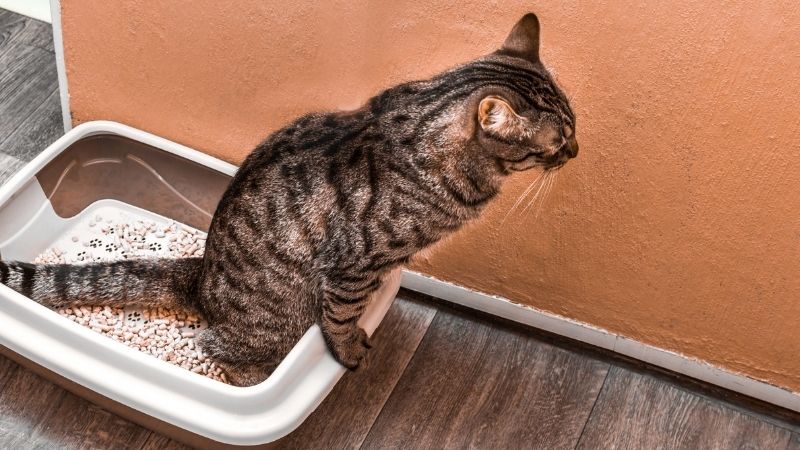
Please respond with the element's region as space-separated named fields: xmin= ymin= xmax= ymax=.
xmin=0 ymin=257 xmax=203 ymax=312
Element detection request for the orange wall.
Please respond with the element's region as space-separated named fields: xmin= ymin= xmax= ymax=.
xmin=61 ymin=1 xmax=800 ymax=391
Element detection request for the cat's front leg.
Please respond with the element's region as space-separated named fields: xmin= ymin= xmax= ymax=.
xmin=318 ymin=286 xmax=374 ymax=370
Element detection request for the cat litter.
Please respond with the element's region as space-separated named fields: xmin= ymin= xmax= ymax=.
xmin=33 ymin=213 xmax=228 ymax=383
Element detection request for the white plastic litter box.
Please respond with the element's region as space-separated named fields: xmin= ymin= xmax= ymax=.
xmin=0 ymin=121 xmax=402 ymax=448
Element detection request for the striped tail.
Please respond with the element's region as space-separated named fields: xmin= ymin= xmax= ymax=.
xmin=0 ymin=258 xmax=203 ymax=312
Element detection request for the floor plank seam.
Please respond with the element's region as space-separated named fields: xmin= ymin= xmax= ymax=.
xmin=617 ymin=362 xmax=800 ymax=433
xmin=136 ymin=431 xmax=158 ymax=450
xmin=573 ymin=364 xmax=611 ymax=449
xmin=357 ymin=308 xmax=440 ymax=450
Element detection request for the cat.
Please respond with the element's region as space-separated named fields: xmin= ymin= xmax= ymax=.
xmin=0 ymin=13 xmax=577 ymax=386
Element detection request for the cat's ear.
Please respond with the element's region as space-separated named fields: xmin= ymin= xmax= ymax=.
xmin=500 ymin=13 xmax=540 ymax=63
xmin=478 ymin=96 xmax=524 ymax=139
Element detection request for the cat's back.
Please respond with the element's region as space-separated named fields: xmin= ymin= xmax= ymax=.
xmin=205 ymin=107 xmax=386 ymax=256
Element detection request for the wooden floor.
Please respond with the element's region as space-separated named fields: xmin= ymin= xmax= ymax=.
xmin=1 ymin=9 xmax=799 ymax=449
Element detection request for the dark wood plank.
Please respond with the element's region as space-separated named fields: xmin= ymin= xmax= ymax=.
xmin=277 ymin=295 xmax=438 ymax=449
xmin=0 ymin=356 xmax=20 ymax=392
xmin=0 ymin=9 xmax=53 ymax=54
xmin=33 ymin=387 xmax=153 ymax=450
xmin=0 ymin=87 xmax=63 ymax=161
xmin=139 ymin=432 xmax=192 ymax=450
xmin=577 ymin=365 xmax=793 ymax=449
xmin=0 ymin=357 xmax=149 ymax=449
xmin=362 ymin=304 xmax=610 ymax=450
xmin=0 ymin=360 xmax=69 ymax=448
xmin=0 ymin=9 xmax=21 ymax=51
xmin=0 ymin=18 xmax=58 ymax=148
xmin=0 ymin=154 xmax=25 ymax=185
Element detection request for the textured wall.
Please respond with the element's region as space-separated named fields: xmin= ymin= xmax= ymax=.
xmin=61 ymin=0 xmax=800 ymax=391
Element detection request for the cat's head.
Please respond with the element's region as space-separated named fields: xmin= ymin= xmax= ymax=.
xmin=473 ymin=13 xmax=578 ymax=172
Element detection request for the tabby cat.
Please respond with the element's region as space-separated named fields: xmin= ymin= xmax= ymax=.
xmin=0 ymin=13 xmax=577 ymax=386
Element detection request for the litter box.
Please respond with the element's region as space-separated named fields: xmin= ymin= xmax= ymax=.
xmin=0 ymin=121 xmax=402 ymax=448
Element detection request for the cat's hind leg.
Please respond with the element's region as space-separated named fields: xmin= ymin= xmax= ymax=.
xmin=196 ymin=325 xmax=292 ymax=387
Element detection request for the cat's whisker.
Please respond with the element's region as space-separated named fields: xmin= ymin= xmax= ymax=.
xmin=526 ymin=169 xmax=558 ymax=219
xmin=534 ymin=171 xmax=559 ymax=219
xmin=529 ymin=173 xmax=551 ymax=218
xmin=501 ymin=170 xmax=546 ymax=224
xmin=519 ymin=178 xmax=544 ymax=218
xmin=511 ymin=171 xmax=545 ymax=212
xmin=532 ymin=175 xmax=553 ymax=219
xmin=567 ymin=86 xmax=580 ymax=104
xmin=521 ymin=170 xmax=551 ymax=218
xmin=529 ymin=171 xmax=551 ymax=211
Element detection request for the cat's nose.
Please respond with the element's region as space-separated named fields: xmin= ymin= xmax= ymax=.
xmin=565 ymin=136 xmax=579 ymax=158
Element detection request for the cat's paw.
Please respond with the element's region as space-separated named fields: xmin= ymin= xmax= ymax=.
xmin=327 ymin=326 xmax=371 ymax=370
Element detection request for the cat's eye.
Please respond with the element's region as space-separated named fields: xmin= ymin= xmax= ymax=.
xmin=563 ymin=124 xmax=574 ymax=139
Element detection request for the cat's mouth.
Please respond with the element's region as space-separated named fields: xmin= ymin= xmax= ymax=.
xmin=505 ymin=152 xmax=565 ymax=172
xmin=503 ymin=149 xmax=545 ymax=172
xmin=505 ymin=157 xmax=539 ymax=172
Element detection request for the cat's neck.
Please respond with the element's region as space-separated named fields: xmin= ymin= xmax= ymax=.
xmin=415 ymin=101 xmax=505 ymax=211
xmin=410 ymin=133 xmax=504 ymax=228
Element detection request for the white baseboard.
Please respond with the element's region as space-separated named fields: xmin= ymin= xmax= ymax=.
xmin=48 ymin=0 xmax=70 ymax=132
xmin=400 ymin=269 xmax=800 ymax=413
xmin=0 ymin=0 xmax=50 ymax=22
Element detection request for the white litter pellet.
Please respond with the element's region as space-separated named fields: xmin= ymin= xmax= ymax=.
xmin=34 ymin=214 xmax=228 ymax=383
